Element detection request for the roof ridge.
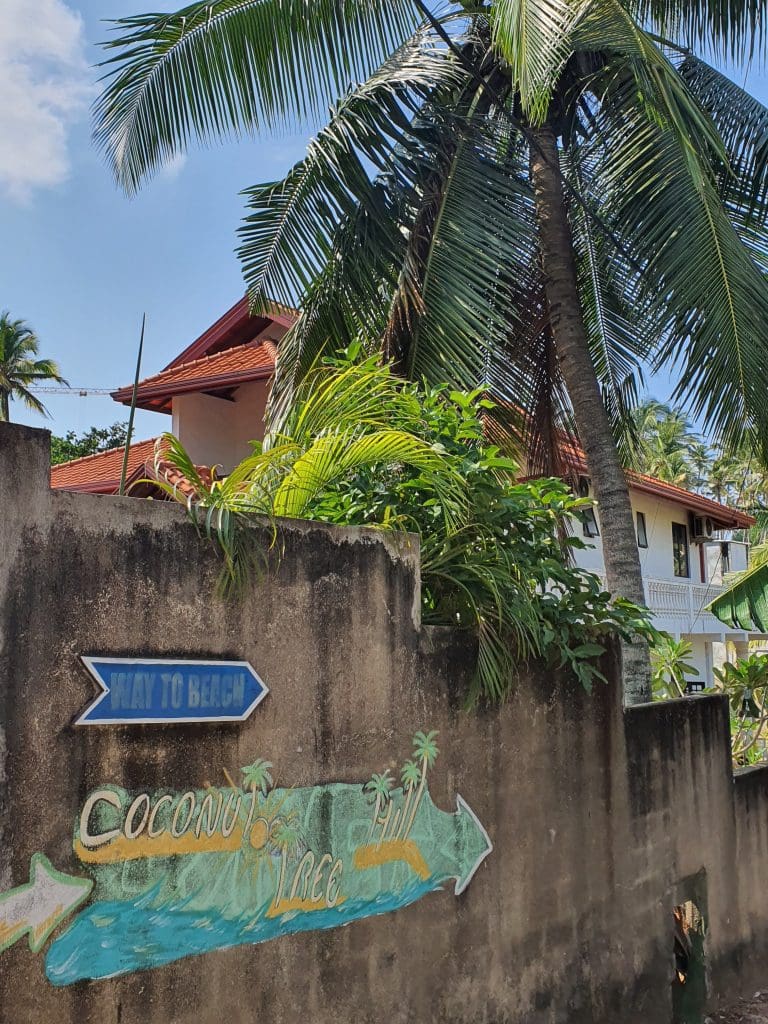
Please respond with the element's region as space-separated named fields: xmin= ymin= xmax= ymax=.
xmin=50 ymin=436 xmax=159 ymax=472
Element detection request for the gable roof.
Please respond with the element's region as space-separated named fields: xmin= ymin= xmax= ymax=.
xmin=50 ymin=437 xmax=159 ymax=493
xmin=111 ymin=340 xmax=277 ymax=413
xmin=164 ymin=296 xmax=296 ymax=370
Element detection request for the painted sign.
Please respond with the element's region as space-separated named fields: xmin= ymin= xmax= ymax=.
xmin=0 ymin=854 xmax=92 ymax=954
xmin=76 ymin=657 xmax=268 ymax=725
xmin=0 ymin=733 xmax=492 ymax=984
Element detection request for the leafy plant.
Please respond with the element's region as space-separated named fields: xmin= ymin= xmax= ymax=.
xmin=158 ymin=356 xmax=654 ymax=703
xmin=651 ymin=636 xmax=698 ymax=700
xmin=51 ymin=422 xmax=129 ymax=465
xmin=712 ymin=655 xmax=768 ymax=767
xmin=708 ymin=549 xmax=768 ymax=632
xmin=95 ymin=0 xmax=768 ymax=705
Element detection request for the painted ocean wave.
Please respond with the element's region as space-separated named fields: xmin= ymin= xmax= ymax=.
xmin=45 ymin=876 xmax=442 ymax=986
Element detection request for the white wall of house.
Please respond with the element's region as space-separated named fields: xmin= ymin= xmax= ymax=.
xmin=172 ymin=379 xmax=269 ymax=473
xmin=570 ymin=485 xmax=764 ymax=686
xmin=573 ymin=490 xmax=709 ymax=582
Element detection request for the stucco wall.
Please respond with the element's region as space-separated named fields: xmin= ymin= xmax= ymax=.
xmin=2 ymin=422 xmax=768 ymax=1024
xmin=172 ymin=379 xmax=269 ymax=471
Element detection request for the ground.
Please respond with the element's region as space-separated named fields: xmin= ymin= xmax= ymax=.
xmin=709 ymin=991 xmax=768 ymax=1022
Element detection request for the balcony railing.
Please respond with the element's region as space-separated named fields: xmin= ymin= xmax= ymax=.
xmin=594 ymin=575 xmax=749 ymax=635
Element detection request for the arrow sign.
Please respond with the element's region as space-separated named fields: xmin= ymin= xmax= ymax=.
xmin=0 ymin=853 xmax=92 ymax=954
xmin=47 ymin=771 xmax=492 ymax=985
xmin=76 ymin=657 xmax=268 ymax=725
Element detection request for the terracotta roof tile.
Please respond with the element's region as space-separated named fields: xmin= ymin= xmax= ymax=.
xmin=560 ymin=443 xmax=754 ymax=529
xmin=50 ymin=438 xmax=159 ymax=492
xmin=112 ymin=341 xmax=275 ymax=407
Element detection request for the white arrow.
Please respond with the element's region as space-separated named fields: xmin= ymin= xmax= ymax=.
xmin=0 ymin=853 xmax=93 ymax=953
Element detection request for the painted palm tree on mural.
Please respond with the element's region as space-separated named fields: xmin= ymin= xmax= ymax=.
xmin=0 ymin=312 xmax=66 ymax=421
xmin=94 ymin=1 xmax=768 ymax=703
xmin=396 ymin=758 xmax=423 ymax=841
xmin=364 ymin=770 xmax=393 ymax=841
xmin=402 ymin=731 xmax=439 ymax=840
xmin=241 ymin=759 xmax=274 ymax=796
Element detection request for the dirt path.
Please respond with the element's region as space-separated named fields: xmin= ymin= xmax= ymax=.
xmin=709 ymin=991 xmax=768 ymax=1022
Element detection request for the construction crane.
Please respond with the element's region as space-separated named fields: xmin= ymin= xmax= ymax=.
xmin=28 ymin=386 xmax=115 ymax=397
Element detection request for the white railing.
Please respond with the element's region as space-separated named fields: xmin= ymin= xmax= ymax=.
xmin=594 ymin=574 xmax=742 ymax=634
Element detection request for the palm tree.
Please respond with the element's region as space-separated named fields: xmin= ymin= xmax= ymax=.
xmin=0 ymin=313 xmax=66 ymax=421
xmin=631 ymin=401 xmax=708 ymax=489
xmin=402 ymin=730 xmax=438 ymax=840
xmin=94 ymin=2 xmax=768 ymax=704
xmin=364 ymin=770 xmax=393 ymax=841
xmin=241 ymin=759 xmax=274 ymax=795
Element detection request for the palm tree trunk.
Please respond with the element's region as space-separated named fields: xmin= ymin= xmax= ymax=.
xmin=529 ymin=124 xmax=651 ymax=705
xmin=0 ymin=390 xmax=9 ymax=422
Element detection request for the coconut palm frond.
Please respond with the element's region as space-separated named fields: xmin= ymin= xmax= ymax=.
xmin=633 ymin=0 xmax=767 ymax=62
xmin=236 ymin=29 xmax=464 ymax=315
xmin=94 ymin=0 xmax=423 ymax=192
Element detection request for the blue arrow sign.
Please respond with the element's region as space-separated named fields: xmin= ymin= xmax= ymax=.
xmin=76 ymin=657 xmax=268 ymax=726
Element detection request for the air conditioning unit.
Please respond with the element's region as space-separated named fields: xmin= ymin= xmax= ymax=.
xmin=692 ymin=515 xmax=715 ymax=542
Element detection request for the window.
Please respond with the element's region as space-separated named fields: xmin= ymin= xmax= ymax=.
xmin=636 ymin=511 xmax=648 ymax=548
xmin=582 ymin=507 xmax=600 ymax=538
xmin=720 ymin=541 xmax=730 ymax=575
xmin=672 ymin=522 xmax=690 ymax=578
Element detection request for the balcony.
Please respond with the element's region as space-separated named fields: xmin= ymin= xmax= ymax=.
xmin=595 ymin=575 xmax=755 ymax=636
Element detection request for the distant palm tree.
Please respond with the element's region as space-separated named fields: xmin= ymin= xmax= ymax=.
xmin=403 ymin=731 xmax=439 ymax=840
xmin=631 ymin=400 xmax=707 ymax=489
xmin=0 ymin=313 xmax=67 ymax=421
xmin=364 ymin=770 xmax=393 ymax=841
xmin=241 ymin=759 xmax=274 ymax=795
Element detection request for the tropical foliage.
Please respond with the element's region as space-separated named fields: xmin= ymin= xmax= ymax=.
xmin=650 ymin=635 xmax=698 ymax=700
xmin=708 ymin=546 xmax=768 ymax=632
xmin=95 ymin=0 xmax=768 ymax=704
xmin=50 ymin=422 xmax=129 ymax=465
xmin=0 ymin=312 xmax=66 ymax=421
xmin=155 ymin=356 xmax=654 ymax=702
xmin=712 ymin=655 xmax=768 ymax=767
xmin=631 ymin=401 xmax=710 ymax=492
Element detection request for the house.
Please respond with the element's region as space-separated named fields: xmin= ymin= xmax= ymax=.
xmin=50 ymin=297 xmax=764 ymax=686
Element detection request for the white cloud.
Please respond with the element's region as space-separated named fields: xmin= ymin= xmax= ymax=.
xmin=0 ymin=0 xmax=90 ymax=202
xmin=158 ymin=152 xmax=188 ymax=182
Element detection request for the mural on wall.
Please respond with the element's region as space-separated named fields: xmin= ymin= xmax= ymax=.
xmin=0 ymin=732 xmax=492 ymax=985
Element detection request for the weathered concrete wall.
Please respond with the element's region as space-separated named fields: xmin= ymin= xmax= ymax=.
xmin=1 ymin=421 xmax=768 ymax=1024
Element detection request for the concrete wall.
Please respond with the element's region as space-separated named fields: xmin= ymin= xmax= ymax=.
xmin=3 ymin=422 xmax=768 ymax=1024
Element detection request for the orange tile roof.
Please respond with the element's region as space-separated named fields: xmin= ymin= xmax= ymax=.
xmin=111 ymin=341 xmax=276 ymax=411
xmin=125 ymin=455 xmax=216 ymax=501
xmin=50 ymin=438 xmax=159 ymax=493
xmin=560 ymin=444 xmax=755 ymax=529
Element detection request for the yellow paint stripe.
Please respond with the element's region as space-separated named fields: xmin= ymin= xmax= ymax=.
xmin=75 ymin=828 xmax=245 ymax=864
xmin=353 ymin=839 xmax=429 ymax=880
xmin=266 ymin=894 xmax=346 ymax=919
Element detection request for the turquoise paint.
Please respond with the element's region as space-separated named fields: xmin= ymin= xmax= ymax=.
xmin=45 ymin=877 xmax=439 ymax=985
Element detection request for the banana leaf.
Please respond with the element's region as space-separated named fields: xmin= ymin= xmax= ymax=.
xmin=707 ymin=562 xmax=768 ymax=631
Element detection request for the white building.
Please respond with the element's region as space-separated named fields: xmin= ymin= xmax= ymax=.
xmin=570 ymin=466 xmax=757 ymax=685
xmin=51 ymin=298 xmax=763 ymax=684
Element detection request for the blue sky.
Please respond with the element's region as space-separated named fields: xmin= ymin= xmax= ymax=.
xmin=0 ymin=0 xmax=310 ymax=440
xmin=0 ymin=2 xmax=766 ymax=443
